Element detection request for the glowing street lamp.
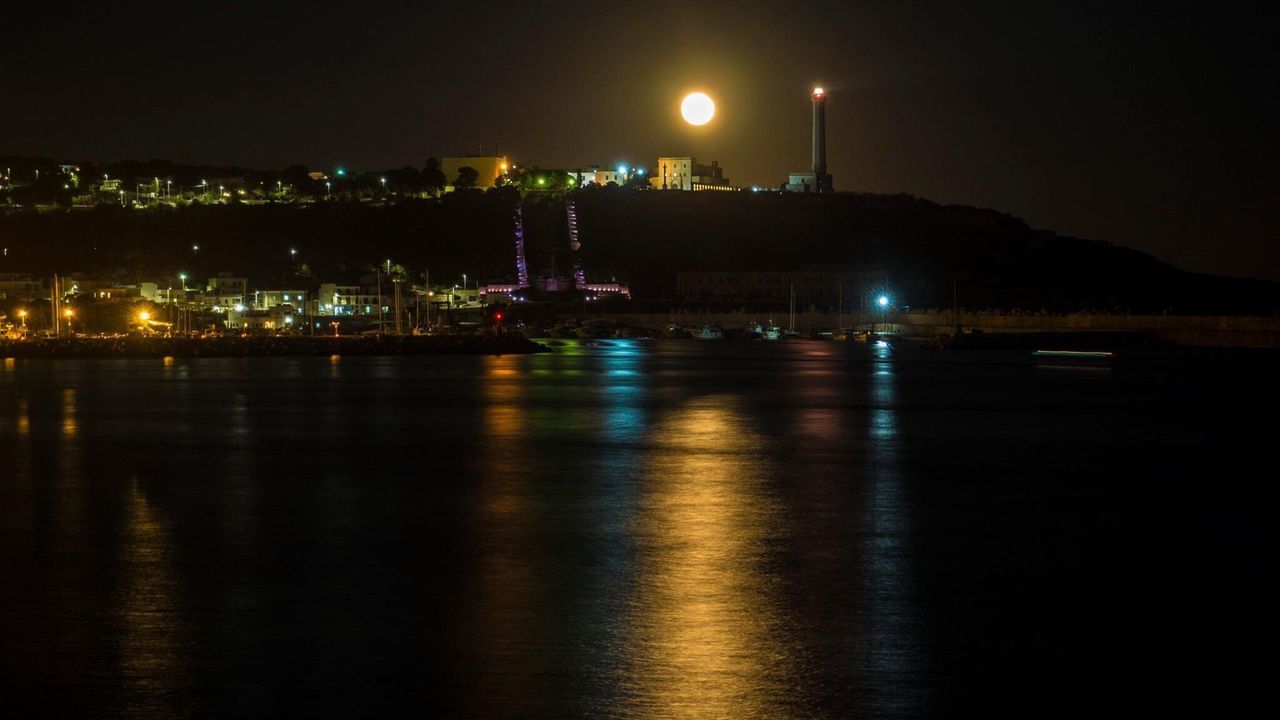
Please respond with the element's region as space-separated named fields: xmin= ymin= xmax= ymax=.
xmin=878 ymin=295 xmax=889 ymax=307
xmin=63 ymin=307 xmax=74 ymax=335
xmin=17 ymin=309 xmax=27 ymax=329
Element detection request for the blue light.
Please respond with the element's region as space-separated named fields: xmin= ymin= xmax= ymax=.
xmin=878 ymin=295 xmax=889 ymax=307
xmin=617 ymin=165 xmax=627 ymax=175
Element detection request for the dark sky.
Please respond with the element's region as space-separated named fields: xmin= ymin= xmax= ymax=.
xmin=3 ymin=1 xmax=1276 ymax=279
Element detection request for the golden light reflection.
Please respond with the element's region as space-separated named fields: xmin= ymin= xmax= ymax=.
xmin=465 ymin=355 xmax=549 ymax=707
xmin=116 ymin=478 xmax=189 ymax=714
xmin=17 ymin=397 xmax=30 ymax=435
xmin=61 ymin=388 xmax=77 ymax=437
xmin=623 ymin=396 xmax=797 ymax=718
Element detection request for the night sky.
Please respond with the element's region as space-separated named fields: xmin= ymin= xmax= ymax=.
xmin=3 ymin=1 xmax=1276 ymax=279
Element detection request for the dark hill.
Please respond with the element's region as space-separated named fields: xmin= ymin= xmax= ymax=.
xmin=0 ymin=190 xmax=1275 ymax=314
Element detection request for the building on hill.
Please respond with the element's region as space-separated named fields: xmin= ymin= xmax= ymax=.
xmin=442 ymin=155 xmax=509 ymax=189
xmin=651 ymin=157 xmax=732 ymax=191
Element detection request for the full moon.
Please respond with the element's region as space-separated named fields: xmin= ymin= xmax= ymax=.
xmin=681 ymin=92 xmax=715 ymax=126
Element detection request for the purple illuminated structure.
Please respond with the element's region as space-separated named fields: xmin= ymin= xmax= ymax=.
xmin=513 ymin=202 xmax=530 ymax=288
xmin=567 ymin=199 xmax=586 ymax=288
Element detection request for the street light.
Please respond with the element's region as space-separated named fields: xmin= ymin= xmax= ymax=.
xmin=17 ymin=309 xmax=27 ymax=329
xmin=63 ymin=307 xmax=74 ymax=335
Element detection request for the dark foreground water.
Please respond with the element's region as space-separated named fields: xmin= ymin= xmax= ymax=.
xmin=1 ymin=341 xmax=1273 ymax=717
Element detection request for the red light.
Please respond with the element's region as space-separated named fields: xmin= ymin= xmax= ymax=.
xmin=495 ymin=312 xmax=504 ymax=322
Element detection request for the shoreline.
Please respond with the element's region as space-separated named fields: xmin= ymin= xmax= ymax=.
xmin=0 ymin=334 xmax=547 ymax=359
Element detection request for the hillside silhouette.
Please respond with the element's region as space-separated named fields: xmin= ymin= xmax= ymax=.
xmin=1 ymin=188 xmax=1275 ymax=314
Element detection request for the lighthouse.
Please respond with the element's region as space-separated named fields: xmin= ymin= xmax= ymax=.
xmin=811 ymin=87 xmax=832 ymax=193
xmin=786 ymin=86 xmax=834 ymax=193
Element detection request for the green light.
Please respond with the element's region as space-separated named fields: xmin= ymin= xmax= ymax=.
xmin=537 ymin=177 xmax=546 ymax=186
xmin=567 ymin=178 xmax=576 ymax=186
xmin=335 ymin=167 xmax=346 ymax=177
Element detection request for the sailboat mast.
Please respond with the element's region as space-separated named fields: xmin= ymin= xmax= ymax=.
xmin=789 ymin=282 xmax=795 ymax=332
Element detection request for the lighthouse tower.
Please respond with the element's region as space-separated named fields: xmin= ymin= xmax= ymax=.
xmin=786 ymin=86 xmax=834 ymax=193
xmin=811 ymin=87 xmax=832 ymax=193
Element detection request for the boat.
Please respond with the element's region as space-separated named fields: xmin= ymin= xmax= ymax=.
xmin=696 ymin=324 xmax=724 ymax=340
xmin=1032 ymin=349 xmax=1115 ymax=369
xmin=576 ymin=318 xmax=616 ymax=339
xmin=743 ymin=322 xmax=764 ymax=339
xmin=763 ymin=321 xmax=782 ymax=341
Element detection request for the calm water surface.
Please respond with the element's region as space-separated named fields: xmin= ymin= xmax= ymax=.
xmin=0 ymin=341 xmax=1272 ymax=717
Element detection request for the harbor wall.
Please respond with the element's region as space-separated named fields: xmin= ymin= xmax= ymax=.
xmin=569 ymin=311 xmax=1280 ymax=348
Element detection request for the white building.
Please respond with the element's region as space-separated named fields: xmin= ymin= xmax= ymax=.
xmin=651 ymin=157 xmax=732 ymax=191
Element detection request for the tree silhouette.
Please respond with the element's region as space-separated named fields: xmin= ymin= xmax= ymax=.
xmin=423 ymin=158 xmax=447 ymax=195
xmin=454 ymin=166 xmax=479 ymax=188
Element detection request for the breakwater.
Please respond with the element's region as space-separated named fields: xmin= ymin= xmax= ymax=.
xmin=566 ymin=311 xmax=1280 ymax=348
xmin=0 ymin=333 xmax=546 ymax=359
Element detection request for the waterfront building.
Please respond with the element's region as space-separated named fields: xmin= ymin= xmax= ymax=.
xmin=316 ymin=283 xmax=382 ymax=315
xmin=252 ymin=289 xmax=308 ymax=311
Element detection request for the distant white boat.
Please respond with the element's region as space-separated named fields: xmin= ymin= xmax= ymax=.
xmin=696 ymin=324 xmax=724 ymax=340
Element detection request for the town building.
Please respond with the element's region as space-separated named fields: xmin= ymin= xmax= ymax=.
xmin=225 ymin=305 xmax=303 ymax=332
xmin=0 ymin=273 xmax=44 ymax=301
xmin=651 ymin=157 xmax=732 ymax=191
xmin=315 ymin=283 xmax=383 ymax=315
xmin=251 ymin=289 xmax=308 ymax=311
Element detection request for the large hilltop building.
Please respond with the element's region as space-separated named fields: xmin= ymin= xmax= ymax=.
xmin=651 ymin=157 xmax=733 ymax=191
xmin=441 ymin=155 xmax=509 ymax=189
